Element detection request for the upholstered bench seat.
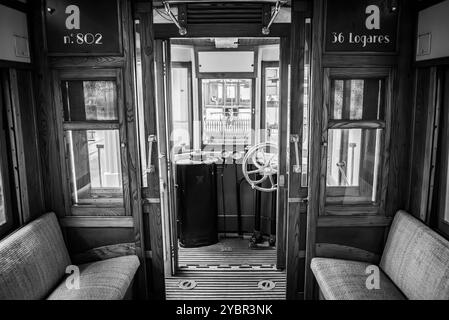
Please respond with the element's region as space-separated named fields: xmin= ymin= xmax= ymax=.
xmin=311 ymin=258 xmax=406 ymax=300
xmin=0 ymin=212 xmax=140 ymax=300
xmin=311 ymin=211 xmax=449 ymax=300
xmin=47 ymin=255 xmax=140 ymax=300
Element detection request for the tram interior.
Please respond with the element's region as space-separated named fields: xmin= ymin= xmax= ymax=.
xmin=0 ymin=0 xmax=449 ymax=301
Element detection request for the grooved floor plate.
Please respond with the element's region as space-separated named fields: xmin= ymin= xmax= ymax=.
xmin=166 ymin=270 xmax=286 ymax=300
xmin=178 ymin=238 xmax=277 ymax=269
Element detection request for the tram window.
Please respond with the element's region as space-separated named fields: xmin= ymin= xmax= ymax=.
xmin=62 ymin=81 xmax=118 ymax=121
xmin=262 ymin=63 xmax=280 ymax=145
xmin=65 ymin=130 xmax=123 ymax=206
xmin=325 ymin=74 xmax=387 ymax=208
xmin=330 ymin=79 xmax=385 ymax=121
xmin=61 ymin=76 xmax=124 ymax=210
xmin=171 ymin=64 xmax=193 ymax=149
xmin=202 ymin=79 xmax=253 ymax=146
xmin=326 ymin=129 xmax=382 ymax=205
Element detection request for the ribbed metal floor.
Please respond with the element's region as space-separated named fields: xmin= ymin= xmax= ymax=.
xmin=166 ymin=270 xmax=286 ymax=300
xmin=178 ymin=238 xmax=277 ymax=269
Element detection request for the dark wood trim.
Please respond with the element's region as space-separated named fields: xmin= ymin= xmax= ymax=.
xmin=197 ymin=72 xmax=257 ymax=79
xmin=32 ymin=0 xmax=67 ymax=217
xmin=0 ymin=60 xmax=32 ymax=69
xmin=62 ymin=122 xmax=120 ymax=131
xmin=0 ymin=72 xmax=16 ymax=238
xmin=0 ymin=0 xmax=29 ymax=12
xmin=323 ymin=55 xmax=398 ymax=68
xmin=275 ymin=35 xmax=290 ymax=270
xmin=4 ymin=70 xmax=29 ymax=225
xmin=416 ymin=0 xmax=446 ymax=11
xmin=437 ymin=67 xmax=449 ymax=237
xmin=122 ymin=0 xmax=149 ymax=299
xmin=286 ymin=7 xmax=305 ymax=300
xmin=154 ymin=23 xmax=290 ymax=39
xmin=315 ymin=243 xmax=380 ymax=264
xmin=317 ymin=216 xmax=392 ymax=228
xmin=386 ymin=0 xmax=415 ymax=218
xmin=49 ymin=57 xmax=126 ymax=69
xmin=415 ymin=57 xmax=449 ymax=68
xmin=305 ymin=0 xmax=324 ymax=300
xmin=136 ymin=6 xmax=166 ymax=299
xmin=60 ymin=216 xmax=134 ymax=228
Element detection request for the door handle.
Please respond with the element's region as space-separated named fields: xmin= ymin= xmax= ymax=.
xmin=146 ymin=135 xmax=157 ymax=173
xmin=290 ymin=134 xmax=301 ymax=174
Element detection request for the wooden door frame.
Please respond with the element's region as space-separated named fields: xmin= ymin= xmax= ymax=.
xmin=138 ymin=1 xmax=314 ymax=300
xmin=437 ymin=68 xmax=449 ymax=237
xmin=155 ymin=41 xmax=290 ymax=274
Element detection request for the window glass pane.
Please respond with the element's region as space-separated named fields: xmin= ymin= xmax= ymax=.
xmin=302 ymin=18 xmax=312 ymax=187
xmin=444 ymin=169 xmax=449 ymax=223
xmin=62 ymin=80 xmax=118 ymax=121
xmin=134 ymin=20 xmax=147 ymax=187
xmin=264 ymin=66 xmax=280 ymax=145
xmin=0 ymin=166 xmax=5 ymax=225
xmin=171 ymin=67 xmax=191 ymax=149
xmin=202 ymin=79 xmax=252 ymax=146
xmin=326 ymin=129 xmax=382 ymax=205
xmin=66 ymin=130 xmax=123 ymax=206
xmin=330 ymin=79 xmax=385 ymax=121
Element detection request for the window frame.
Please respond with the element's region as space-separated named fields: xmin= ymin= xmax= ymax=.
xmin=199 ymin=77 xmax=256 ymax=148
xmin=0 ymin=81 xmax=15 ymax=237
xmin=321 ymin=68 xmax=393 ymax=216
xmin=260 ymin=61 xmax=280 ymax=143
xmin=436 ymin=68 xmax=449 ymax=237
xmin=171 ymin=61 xmax=194 ymax=149
xmin=54 ymin=69 xmax=130 ymax=216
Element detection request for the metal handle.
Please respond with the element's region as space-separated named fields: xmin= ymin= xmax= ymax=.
xmin=262 ymin=1 xmax=283 ymax=35
xmin=290 ymin=134 xmax=301 ymax=174
xmin=146 ymin=135 xmax=157 ymax=173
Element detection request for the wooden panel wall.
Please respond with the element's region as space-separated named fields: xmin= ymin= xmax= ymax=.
xmin=31 ymin=0 xmax=149 ymax=299
xmin=136 ymin=2 xmax=165 ymax=299
xmin=286 ymin=1 xmax=308 ymax=300
xmin=305 ymin=0 xmax=415 ymax=299
xmin=1 ymin=69 xmax=45 ymax=225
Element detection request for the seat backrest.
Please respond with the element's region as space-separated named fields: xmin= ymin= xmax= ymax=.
xmin=0 ymin=212 xmax=71 ymax=300
xmin=380 ymin=210 xmax=449 ymax=300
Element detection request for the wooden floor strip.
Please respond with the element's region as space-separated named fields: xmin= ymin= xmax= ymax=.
xmin=166 ymin=270 xmax=286 ymax=300
xmin=178 ymin=238 xmax=277 ymax=268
